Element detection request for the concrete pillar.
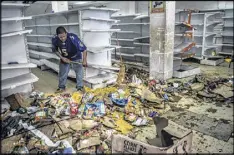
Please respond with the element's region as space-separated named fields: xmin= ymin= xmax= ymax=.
xmin=52 ymin=1 xmax=68 ymax=13
xmin=149 ymin=1 xmax=175 ymax=80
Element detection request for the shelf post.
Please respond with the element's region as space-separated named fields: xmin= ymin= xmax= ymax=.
xmin=149 ymin=1 xmax=175 ymax=80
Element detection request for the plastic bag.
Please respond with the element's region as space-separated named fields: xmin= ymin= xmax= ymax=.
xmin=77 ymin=137 xmax=101 ymax=150
xmin=71 ymin=92 xmax=83 ymax=104
xmin=83 ymin=102 xmax=105 ymax=119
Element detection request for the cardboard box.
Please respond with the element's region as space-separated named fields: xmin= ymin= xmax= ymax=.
xmin=112 ymin=127 xmax=193 ymax=153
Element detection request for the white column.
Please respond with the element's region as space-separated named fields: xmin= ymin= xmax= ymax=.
xmin=149 ymin=1 xmax=175 ymax=80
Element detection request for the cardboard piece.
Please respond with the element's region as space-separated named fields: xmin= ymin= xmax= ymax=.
xmin=112 ymin=131 xmax=192 ymax=154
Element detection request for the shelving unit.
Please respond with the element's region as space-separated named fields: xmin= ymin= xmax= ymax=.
xmin=216 ymin=8 xmax=233 ymax=56
xmin=111 ymin=13 xmax=150 ymax=66
xmin=1 ymin=2 xmax=38 ymax=97
xmin=24 ymin=6 xmax=120 ymax=88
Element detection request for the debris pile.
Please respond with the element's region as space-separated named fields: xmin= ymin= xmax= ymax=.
xmin=1 ymin=71 xmax=233 ymax=154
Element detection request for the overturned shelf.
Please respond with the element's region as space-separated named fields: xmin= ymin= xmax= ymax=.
xmin=27 ymin=34 xmax=53 ymax=37
xmin=82 ymin=17 xmax=119 ymax=22
xmin=1 ymin=63 xmax=37 ymax=70
xmin=27 ymin=42 xmax=52 ymax=48
xmin=25 ymin=23 xmax=79 ymax=27
xmin=111 ymin=38 xmax=134 ymax=42
xmin=1 ymin=29 xmax=32 ymax=38
xmin=1 ymin=73 xmax=38 ymax=90
xmin=30 ymin=50 xmax=58 ymax=59
xmin=2 ymin=16 xmax=32 ymax=22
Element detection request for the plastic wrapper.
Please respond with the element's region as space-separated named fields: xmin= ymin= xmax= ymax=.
xmin=77 ymin=137 xmax=101 ymax=150
xmin=83 ymin=102 xmax=105 ymax=119
xmin=110 ymin=93 xmax=129 ymax=107
xmin=82 ymin=120 xmax=99 ymax=130
xmin=124 ymin=113 xmax=137 ymax=123
xmin=82 ymin=93 xmax=94 ymax=103
xmin=132 ymin=117 xmax=148 ymax=126
xmin=102 ymin=117 xmax=116 ymax=128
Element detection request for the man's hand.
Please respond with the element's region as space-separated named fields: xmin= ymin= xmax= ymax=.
xmin=82 ymin=60 xmax=87 ymax=67
xmin=61 ymin=57 xmax=71 ymax=64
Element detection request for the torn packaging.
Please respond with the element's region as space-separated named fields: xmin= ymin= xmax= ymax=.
xmin=77 ymin=136 xmax=101 ymax=150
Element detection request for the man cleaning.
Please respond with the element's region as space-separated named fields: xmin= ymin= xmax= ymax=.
xmin=52 ymin=26 xmax=87 ymax=93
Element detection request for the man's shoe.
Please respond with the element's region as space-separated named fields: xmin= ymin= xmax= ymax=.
xmin=77 ymin=87 xmax=84 ymax=93
xmin=55 ymin=88 xmax=65 ymax=93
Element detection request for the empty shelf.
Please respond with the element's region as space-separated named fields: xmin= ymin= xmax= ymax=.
xmin=27 ymin=34 xmax=53 ymax=37
xmin=116 ymin=31 xmax=139 ymax=34
xmin=222 ymin=16 xmax=233 ymax=19
xmin=31 ymin=9 xmax=80 ymax=18
xmin=218 ymin=52 xmax=233 ymax=55
xmin=82 ymin=29 xmax=121 ymax=32
xmin=30 ymin=50 xmax=59 ymax=59
xmin=204 ymin=45 xmax=217 ymax=50
xmin=206 ymin=21 xmax=222 ymax=27
xmin=112 ymin=23 xmax=149 ymax=26
xmin=205 ymin=32 xmax=217 ymax=37
xmin=25 ymin=23 xmax=79 ymax=27
xmin=112 ymin=52 xmax=134 ymax=57
xmin=1 ymin=73 xmax=38 ymax=90
xmin=27 ymin=42 xmax=52 ymax=48
xmin=87 ymin=47 xmax=116 ymax=53
xmin=83 ymin=73 xmax=117 ymax=85
xmin=1 ymin=3 xmax=30 ymax=8
xmin=111 ymin=38 xmax=134 ymax=42
xmin=83 ymin=7 xmax=119 ymax=12
xmin=133 ymin=36 xmax=150 ymax=40
xmin=134 ymin=53 xmax=149 ymax=58
xmin=207 ymin=12 xmax=222 ymax=18
xmin=195 ymin=44 xmax=203 ymax=48
xmin=82 ymin=17 xmax=119 ymax=23
xmin=223 ymin=25 xmax=233 ymax=28
xmin=2 ymin=29 xmax=32 ymax=38
xmin=119 ymin=46 xmax=136 ymax=49
xmin=203 ymin=55 xmax=224 ymax=58
xmin=2 ymin=16 xmax=32 ymax=22
xmin=134 ymin=42 xmax=150 ymax=46
xmin=174 ymin=42 xmax=196 ymax=53
xmin=215 ymin=44 xmax=233 ymax=47
xmin=192 ymin=13 xmax=205 ymax=15
xmin=111 ymin=14 xmax=141 ymax=18
xmin=1 ymin=63 xmax=37 ymax=70
xmin=221 ymin=34 xmax=233 ymax=37
xmin=133 ymin=14 xmax=149 ymax=20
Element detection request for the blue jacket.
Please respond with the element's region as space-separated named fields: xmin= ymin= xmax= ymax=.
xmin=52 ymin=33 xmax=87 ymax=60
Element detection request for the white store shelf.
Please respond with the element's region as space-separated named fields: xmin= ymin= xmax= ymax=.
xmin=83 ymin=7 xmax=119 ymax=12
xmin=119 ymin=46 xmax=137 ymax=49
xmin=1 ymin=3 xmax=30 ymax=8
xmin=2 ymin=16 xmax=32 ymax=22
xmin=205 ymin=32 xmax=217 ymax=37
xmin=82 ymin=17 xmax=119 ymax=23
xmin=1 ymin=73 xmax=38 ymax=90
xmin=27 ymin=34 xmax=53 ymax=37
xmin=1 ymin=29 xmax=32 ymax=38
xmin=111 ymin=38 xmax=134 ymax=42
xmin=29 ymin=50 xmax=59 ymax=59
xmin=222 ymin=16 xmax=233 ymax=19
xmin=112 ymin=52 xmax=134 ymax=57
xmin=82 ymin=29 xmax=121 ymax=32
xmin=116 ymin=31 xmax=139 ymax=34
xmin=87 ymin=47 xmax=116 ymax=53
xmin=111 ymin=14 xmax=141 ymax=18
xmin=133 ymin=36 xmax=150 ymax=40
xmin=27 ymin=42 xmax=52 ymax=48
xmin=134 ymin=53 xmax=149 ymax=58
xmin=218 ymin=52 xmax=233 ymax=55
xmin=133 ymin=14 xmax=149 ymax=20
xmin=134 ymin=42 xmax=150 ymax=46
xmin=215 ymin=44 xmax=233 ymax=47
xmin=25 ymin=23 xmax=79 ymax=27
xmin=112 ymin=23 xmax=149 ymax=26
xmin=206 ymin=21 xmax=222 ymax=27
xmin=1 ymin=63 xmax=37 ymax=70
xmin=174 ymin=42 xmax=195 ymax=53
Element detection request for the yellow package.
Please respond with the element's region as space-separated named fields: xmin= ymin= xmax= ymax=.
xmin=72 ymin=92 xmax=83 ymax=104
xmin=115 ymin=118 xmax=134 ymax=135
